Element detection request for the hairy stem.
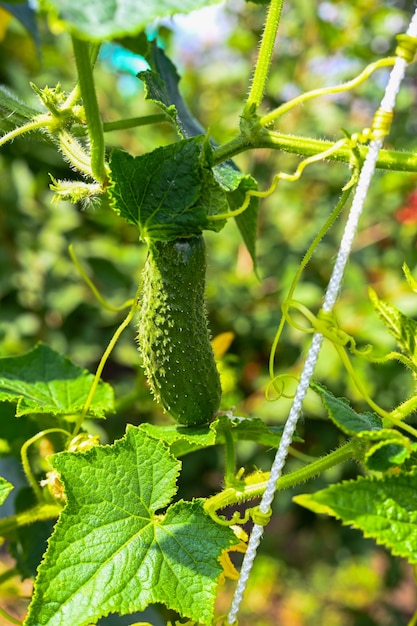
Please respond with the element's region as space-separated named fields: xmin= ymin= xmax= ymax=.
xmin=0 ymin=504 xmax=61 ymax=538
xmin=246 ymin=440 xmax=357 ymax=500
xmin=246 ymin=0 xmax=285 ymax=107
xmin=206 ymin=440 xmax=358 ymax=518
xmin=212 ymin=130 xmax=417 ymax=172
xmin=0 ymin=117 xmax=49 ymax=147
xmin=72 ymin=37 xmax=106 ymax=184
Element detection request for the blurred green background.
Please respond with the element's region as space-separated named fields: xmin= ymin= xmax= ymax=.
xmin=1 ymin=0 xmax=417 ymax=624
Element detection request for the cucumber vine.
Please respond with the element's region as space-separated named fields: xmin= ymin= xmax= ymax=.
xmin=1 ymin=1 xmax=417 ymax=625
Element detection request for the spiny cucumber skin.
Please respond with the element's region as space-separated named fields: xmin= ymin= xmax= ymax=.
xmin=137 ymin=235 xmax=222 ymax=426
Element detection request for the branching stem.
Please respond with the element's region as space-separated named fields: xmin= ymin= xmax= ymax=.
xmin=212 ymin=129 xmax=417 ymax=171
xmin=205 ymin=440 xmax=357 ymax=523
xmin=0 ymin=504 xmax=61 ymax=538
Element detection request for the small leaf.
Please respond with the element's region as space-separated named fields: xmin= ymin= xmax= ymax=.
xmin=403 ymin=262 xmax=417 ymax=293
xmin=294 ymin=470 xmax=417 ymax=564
xmin=139 ymin=43 xmax=205 ymax=139
xmin=369 ymin=287 xmax=417 ymax=372
xmin=0 ymin=343 xmax=114 ymax=419
xmin=0 ymin=477 xmax=13 ymax=506
xmin=213 ymin=414 xmax=288 ymax=448
xmin=311 ymin=382 xmax=382 ymax=435
xmin=364 ymin=438 xmax=417 ymax=472
xmin=42 ymin=0 xmax=224 ymax=41
xmin=25 ymin=427 xmax=237 ymax=626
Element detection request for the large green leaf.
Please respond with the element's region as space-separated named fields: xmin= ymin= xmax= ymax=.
xmin=42 ymin=0 xmax=224 ymax=41
xmin=25 ymin=427 xmax=236 ymax=626
xmin=294 ymin=470 xmax=417 ymax=564
xmin=109 ymin=138 xmax=226 ymax=241
xmin=0 ymin=343 xmax=114 ymax=419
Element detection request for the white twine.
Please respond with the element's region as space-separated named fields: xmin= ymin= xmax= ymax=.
xmin=227 ymin=9 xmax=417 ymax=625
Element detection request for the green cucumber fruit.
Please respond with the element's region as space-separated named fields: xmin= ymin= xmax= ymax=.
xmin=137 ymin=235 xmax=222 ymax=425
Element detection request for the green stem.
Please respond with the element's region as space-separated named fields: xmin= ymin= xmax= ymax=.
xmin=211 ymin=130 xmax=417 ymax=172
xmin=248 ymin=440 xmax=357 ymax=500
xmin=72 ymin=37 xmax=106 ymax=184
xmin=269 ymin=184 xmax=353 ymax=381
xmin=246 ymin=0 xmax=285 ymax=107
xmin=69 ymin=243 xmax=134 ymax=312
xmin=20 ymin=428 xmax=72 ymax=502
xmin=206 ymin=440 xmax=357 ymax=518
xmin=72 ymin=290 xmax=139 ymax=437
xmin=58 ymin=130 xmax=94 ymax=176
xmin=0 ymin=504 xmax=61 ymax=538
xmin=0 ymin=117 xmax=49 ymax=147
xmin=103 ymin=114 xmax=170 ymax=132
xmin=390 ymin=394 xmax=417 ymax=424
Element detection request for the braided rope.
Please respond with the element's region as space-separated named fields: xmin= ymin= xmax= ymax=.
xmin=226 ymin=14 xmax=417 ymax=626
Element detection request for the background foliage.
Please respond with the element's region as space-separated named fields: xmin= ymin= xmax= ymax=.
xmin=1 ymin=0 xmax=417 ymax=624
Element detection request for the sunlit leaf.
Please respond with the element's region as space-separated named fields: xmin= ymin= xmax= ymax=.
xmin=109 ymin=138 xmax=226 ymax=241
xmin=311 ymin=382 xmax=382 ymax=435
xmin=294 ymin=470 xmax=417 ymax=563
xmin=25 ymin=427 xmax=237 ymax=626
xmin=369 ymin=287 xmax=417 ymax=373
xmin=0 ymin=343 xmax=114 ymax=419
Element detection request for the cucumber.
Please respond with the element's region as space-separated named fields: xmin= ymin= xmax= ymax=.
xmin=137 ymin=235 xmax=222 ymax=425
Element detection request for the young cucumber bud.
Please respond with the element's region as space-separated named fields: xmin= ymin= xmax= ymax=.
xmin=137 ymin=235 xmax=222 ymax=426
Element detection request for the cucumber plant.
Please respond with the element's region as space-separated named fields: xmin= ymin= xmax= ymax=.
xmin=1 ymin=1 xmax=417 ymax=626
